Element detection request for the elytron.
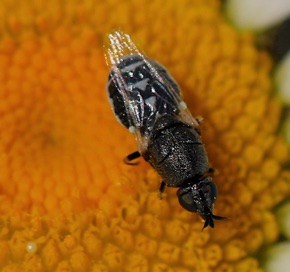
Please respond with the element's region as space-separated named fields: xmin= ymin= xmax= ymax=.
xmin=105 ymin=31 xmax=227 ymax=229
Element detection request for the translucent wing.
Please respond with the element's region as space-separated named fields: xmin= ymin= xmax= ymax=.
xmin=105 ymin=31 xmax=199 ymax=153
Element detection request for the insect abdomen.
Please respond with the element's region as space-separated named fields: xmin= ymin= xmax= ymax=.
xmin=107 ymin=55 xmax=181 ymax=135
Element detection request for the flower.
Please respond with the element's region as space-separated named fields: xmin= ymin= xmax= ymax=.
xmin=276 ymin=200 xmax=290 ymax=239
xmin=274 ymin=50 xmax=290 ymax=144
xmin=0 ymin=0 xmax=289 ymax=271
xmin=263 ymin=242 xmax=290 ymax=271
xmin=226 ymin=0 xmax=290 ymax=31
xmin=263 ymin=200 xmax=290 ymax=271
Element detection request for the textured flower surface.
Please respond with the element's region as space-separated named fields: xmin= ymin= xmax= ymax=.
xmin=0 ymin=0 xmax=289 ymax=271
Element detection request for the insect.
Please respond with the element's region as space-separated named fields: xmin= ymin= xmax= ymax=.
xmin=105 ymin=31 xmax=227 ymax=229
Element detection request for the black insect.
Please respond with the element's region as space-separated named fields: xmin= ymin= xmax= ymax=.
xmin=105 ymin=31 xmax=227 ymax=229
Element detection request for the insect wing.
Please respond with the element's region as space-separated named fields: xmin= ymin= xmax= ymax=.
xmin=105 ymin=31 xmax=198 ymax=153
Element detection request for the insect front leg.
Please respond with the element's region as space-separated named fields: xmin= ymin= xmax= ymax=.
xmin=199 ymin=167 xmax=218 ymax=180
xmin=193 ymin=116 xmax=203 ymax=135
xmin=158 ymin=181 xmax=167 ymax=199
xmin=123 ymin=151 xmax=141 ymax=165
xmin=195 ymin=116 xmax=203 ymax=124
xmin=207 ymin=167 xmax=217 ymax=176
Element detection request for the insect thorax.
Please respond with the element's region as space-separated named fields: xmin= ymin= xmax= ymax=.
xmin=144 ymin=115 xmax=209 ymax=187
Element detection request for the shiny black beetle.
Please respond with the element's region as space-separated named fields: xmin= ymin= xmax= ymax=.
xmin=105 ymin=31 xmax=227 ymax=229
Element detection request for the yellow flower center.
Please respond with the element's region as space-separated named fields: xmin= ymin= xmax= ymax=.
xmin=0 ymin=0 xmax=289 ymax=271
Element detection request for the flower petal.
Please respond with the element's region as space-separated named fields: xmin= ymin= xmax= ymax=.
xmin=264 ymin=242 xmax=290 ymax=272
xmin=275 ymin=51 xmax=290 ymax=105
xmin=276 ymin=200 xmax=290 ymax=239
xmin=226 ymin=0 xmax=290 ymax=31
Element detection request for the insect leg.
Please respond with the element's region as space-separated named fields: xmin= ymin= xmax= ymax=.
xmin=123 ymin=151 xmax=141 ymax=165
xmin=194 ymin=116 xmax=203 ymax=135
xmin=195 ymin=116 xmax=204 ymax=124
xmin=159 ymin=181 xmax=167 ymax=199
xmin=207 ymin=167 xmax=218 ymax=176
xmin=199 ymin=167 xmax=218 ymax=181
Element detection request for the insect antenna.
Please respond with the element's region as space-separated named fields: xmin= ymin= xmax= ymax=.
xmin=212 ymin=214 xmax=229 ymax=221
xmin=202 ymin=214 xmax=229 ymax=231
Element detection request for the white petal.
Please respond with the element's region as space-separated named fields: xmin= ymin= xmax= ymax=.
xmin=276 ymin=201 xmax=290 ymax=239
xmin=275 ymin=51 xmax=290 ymax=105
xmin=281 ymin=112 xmax=290 ymax=145
xmin=264 ymin=242 xmax=290 ymax=272
xmin=226 ymin=0 xmax=290 ymax=31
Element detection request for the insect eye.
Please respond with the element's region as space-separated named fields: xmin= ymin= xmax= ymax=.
xmin=207 ymin=181 xmax=218 ymax=203
xmin=177 ymin=190 xmax=198 ymax=213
